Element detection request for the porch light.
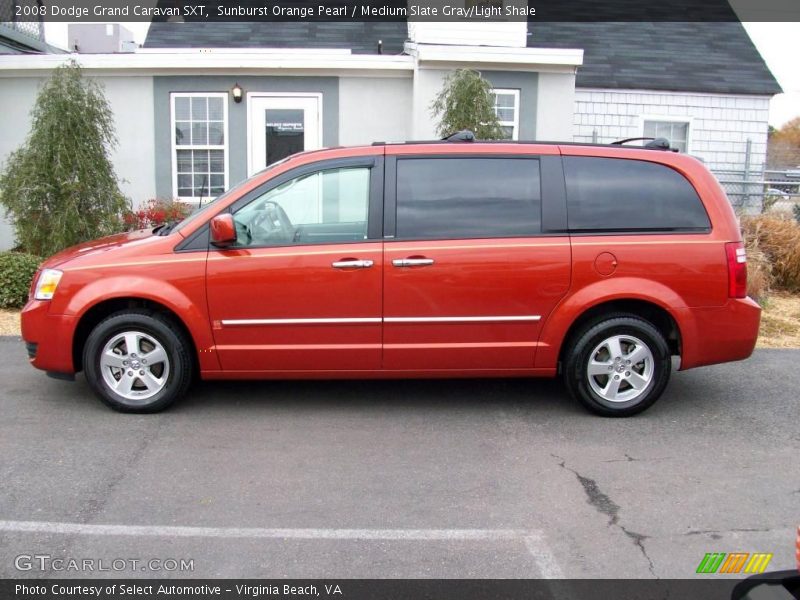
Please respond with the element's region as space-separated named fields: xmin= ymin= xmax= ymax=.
xmin=231 ymin=83 xmax=243 ymax=103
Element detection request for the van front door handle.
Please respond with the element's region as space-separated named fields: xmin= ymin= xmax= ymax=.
xmin=392 ymin=258 xmax=435 ymax=267
xmin=332 ymin=259 xmax=373 ymax=269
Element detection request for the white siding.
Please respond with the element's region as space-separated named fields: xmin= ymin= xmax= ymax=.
xmin=408 ymin=22 xmax=527 ymax=48
xmin=0 ymin=77 xmax=40 ymax=250
xmin=536 ymin=72 xmax=575 ymax=141
xmin=0 ymin=75 xmax=156 ymax=250
xmin=411 ymin=67 xmax=449 ymax=140
xmin=338 ymin=76 xmax=412 ymax=145
xmin=101 ymin=76 xmax=156 ymax=203
xmin=573 ymin=88 xmax=770 ymax=174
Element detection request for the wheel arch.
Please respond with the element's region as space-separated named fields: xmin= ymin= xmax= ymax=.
xmin=556 ymin=299 xmax=681 ymax=370
xmin=72 ymin=297 xmax=200 ymax=374
xmin=535 ymin=277 xmax=689 ymax=371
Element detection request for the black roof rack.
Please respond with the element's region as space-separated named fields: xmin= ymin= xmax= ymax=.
xmin=443 ymin=130 xmax=475 ymax=142
xmin=374 ymin=129 xmax=477 ymax=146
xmin=612 ymin=136 xmax=678 ymax=152
xmin=372 ymin=134 xmax=680 ymax=152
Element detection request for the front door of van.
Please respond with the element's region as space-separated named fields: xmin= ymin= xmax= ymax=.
xmin=206 ymin=156 xmax=383 ymax=372
xmin=382 ymin=154 xmax=570 ymax=371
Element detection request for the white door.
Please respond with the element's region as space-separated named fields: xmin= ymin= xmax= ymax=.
xmin=248 ymin=94 xmax=322 ymax=175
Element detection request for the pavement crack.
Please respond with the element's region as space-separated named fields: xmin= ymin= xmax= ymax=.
xmin=574 ymin=471 xmax=620 ymax=526
xmin=552 ymin=453 xmax=657 ymax=577
xmin=52 ymin=417 xmax=168 ymax=572
xmin=621 ymin=526 xmax=656 ymax=577
xmin=602 ymin=453 xmax=672 ymax=463
xmin=551 ymin=454 xmax=619 ymax=526
xmin=75 ymin=421 xmax=162 ymax=524
xmin=686 ymin=527 xmax=772 ymax=536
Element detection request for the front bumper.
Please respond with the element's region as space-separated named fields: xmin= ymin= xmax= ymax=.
xmin=20 ymin=299 xmax=77 ymax=375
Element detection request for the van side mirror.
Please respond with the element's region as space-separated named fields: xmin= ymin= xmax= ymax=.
xmin=210 ymin=214 xmax=236 ymax=247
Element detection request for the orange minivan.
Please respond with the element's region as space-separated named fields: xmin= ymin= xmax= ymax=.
xmin=21 ymin=135 xmax=761 ymax=416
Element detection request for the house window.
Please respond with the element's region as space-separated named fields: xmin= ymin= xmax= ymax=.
xmin=643 ymin=119 xmax=690 ymax=153
xmin=171 ymin=93 xmax=228 ymax=202
xmin=492 ymin=89 xmax=520 ymax=140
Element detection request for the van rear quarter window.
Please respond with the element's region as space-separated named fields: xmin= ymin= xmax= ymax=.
xmin=563 ymin=156 xmax=711 ymax=232
xmin=396 ymin=157 xmax=541 ymax=240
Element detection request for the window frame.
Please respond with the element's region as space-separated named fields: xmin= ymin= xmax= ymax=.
xmin=230 ymin=166 xmax=373 ymax=249
xmin=563 ymin=155 xmax=711 ymax=234
xmin=170 ymin=92 xmax=230 ymax=204
xmin=640 ymin=115 xmax=692 ymax=154
xmin=386 ymin=154 xmax=552 ymax=243
xmin=191 ymin=156 xmax=384 ymax=252
xmin=492 ymin=88 xmax=520 ymax=141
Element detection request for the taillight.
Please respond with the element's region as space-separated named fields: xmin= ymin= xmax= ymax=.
xmin=725 ymin=242 xmax=747 ymax=299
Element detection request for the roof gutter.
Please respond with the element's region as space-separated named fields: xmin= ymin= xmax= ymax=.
xmin=405 ymin=42 xmax=583 ymax=74
xmin=0 ymin=49 xmax=414 ymax=75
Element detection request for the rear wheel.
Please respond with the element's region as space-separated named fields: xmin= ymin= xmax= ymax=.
xmin=564 ymin=315 xmax=671 ymax=417
xmin=83 ymin=311 xmax=193 ymax=413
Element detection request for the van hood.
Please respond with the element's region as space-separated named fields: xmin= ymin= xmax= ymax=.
xmin=41 ymin=229 xmax=163 ymax=269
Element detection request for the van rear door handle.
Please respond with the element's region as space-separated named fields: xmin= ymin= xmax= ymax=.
xmin=392 ymin=258 xmax=435 ymax=267
xmin=332 ymin=259 xmax=373 ymax=269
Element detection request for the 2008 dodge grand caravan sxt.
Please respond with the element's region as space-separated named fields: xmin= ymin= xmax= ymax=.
xmin=21 ymin=137 xmax=761 ymax=417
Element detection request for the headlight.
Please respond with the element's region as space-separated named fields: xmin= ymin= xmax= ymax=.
xmin=34 ymin=269 xmax=63 ymax=300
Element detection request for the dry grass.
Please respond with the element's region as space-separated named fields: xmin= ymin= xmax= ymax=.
xmin=757 ymin=293 xmax=800 ymax=348
xmin=743 ymin=231 xmax=773 ymax=301
xmin=741 ymin=214 xmax=800 ymax=292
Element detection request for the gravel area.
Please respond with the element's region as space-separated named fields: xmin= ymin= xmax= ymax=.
xmin=0 ymin=310 xmax=19 ymax=337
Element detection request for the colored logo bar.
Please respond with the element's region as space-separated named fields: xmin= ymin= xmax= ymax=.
xmin=696 ymin=552 xmax=773 ymax=574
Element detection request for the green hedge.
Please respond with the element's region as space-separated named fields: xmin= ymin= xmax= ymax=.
xmin=0 ymin=252 xmax=41 ymax=309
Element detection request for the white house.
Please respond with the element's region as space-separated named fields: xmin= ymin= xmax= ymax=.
xmin=529 ymin=22 xmax=780 ymax=207
xmin=0 ymin=16 xmax=780 ymax=249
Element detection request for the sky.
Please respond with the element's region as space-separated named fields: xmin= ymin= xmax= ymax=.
xmin=741 ymin=23 xmax=800 ymax=128
xmin=44 ymin=21 xmax=800 ymax=129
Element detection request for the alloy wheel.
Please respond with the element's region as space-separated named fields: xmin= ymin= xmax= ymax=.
xmin=99 ymin=331 xmax=170 ymax=402
xmin=586 ymin=334 xmax=654 ymax=403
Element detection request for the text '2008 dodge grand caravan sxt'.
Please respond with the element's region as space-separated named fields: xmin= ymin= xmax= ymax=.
xmin=21 ymin=136 xmax=760 ymax=417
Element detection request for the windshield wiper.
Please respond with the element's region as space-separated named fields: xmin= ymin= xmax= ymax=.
xmin=154 ymin=221 xmax=177 ymax=236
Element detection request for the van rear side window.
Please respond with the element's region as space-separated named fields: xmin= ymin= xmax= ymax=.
xmin=563 ymin=157 xmax=711 ymax=233
xmin=396 ymin=158 xmax=541 ymax=240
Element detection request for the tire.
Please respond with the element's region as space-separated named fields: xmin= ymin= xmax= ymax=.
xmin=83 ymin=310 xmax=193 ymax=413
xmin=563 ymin=314 xmax=671 ymax=417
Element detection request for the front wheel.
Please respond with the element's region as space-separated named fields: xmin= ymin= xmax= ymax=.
xmin=83 ymin=311 xmax=193 ymax=413
xmin=564 ymin=315 xmax=671 ymax=417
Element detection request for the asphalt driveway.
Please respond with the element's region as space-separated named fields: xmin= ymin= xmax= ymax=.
xmin=0 ymin=337 xmax=797 ymax=581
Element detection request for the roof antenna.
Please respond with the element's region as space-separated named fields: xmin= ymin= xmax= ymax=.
xmin=377 ymin=39 xmax=383 ymax=54
xmin=198 ymin=174 xmax=207 ymax=209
